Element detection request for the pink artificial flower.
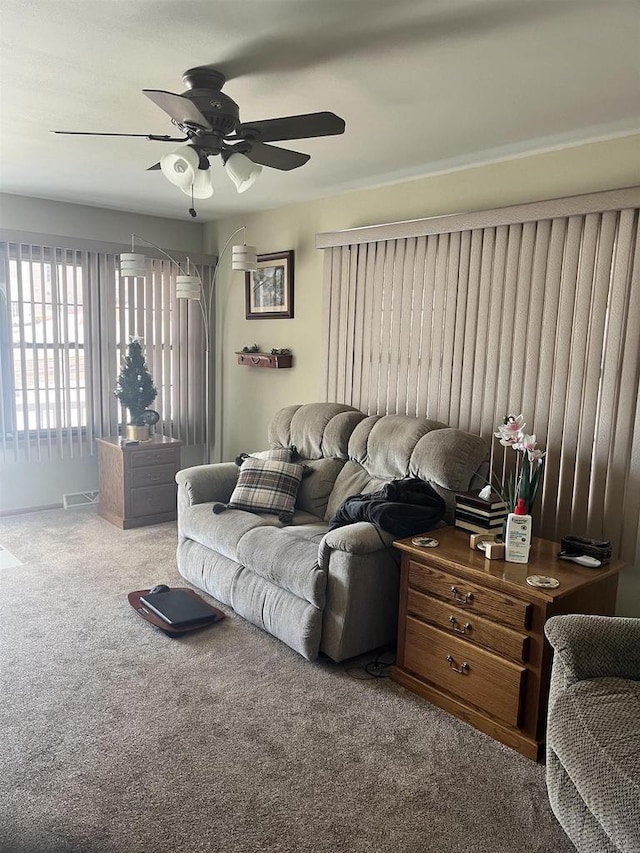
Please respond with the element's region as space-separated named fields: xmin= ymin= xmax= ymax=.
xmin=513 ymin=433 xmax=537 ymax=452
xmin=495 ymin=414 xmax=525 ymax=446
xmin=528 ymin=447 xmax=546 ymax=462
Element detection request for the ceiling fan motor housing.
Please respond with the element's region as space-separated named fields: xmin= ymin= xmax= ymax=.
xmin=181 ymin=66 xmax=239 ymax=136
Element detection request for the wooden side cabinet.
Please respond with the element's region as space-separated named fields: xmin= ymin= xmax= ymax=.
xmin=96 ymin=435 xmax=182 ymax=529
xmin=391 ymin=526 xmax=623 ymax=761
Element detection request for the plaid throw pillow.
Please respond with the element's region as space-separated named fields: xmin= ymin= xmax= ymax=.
xmin=228 ymin=457 xmax=305 ymax=521
xmin=235 ymin=446 xmax=295 ymax=466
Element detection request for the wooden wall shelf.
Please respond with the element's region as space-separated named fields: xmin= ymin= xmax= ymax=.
xmin=236 ymin=352 xmax=293 ymax=369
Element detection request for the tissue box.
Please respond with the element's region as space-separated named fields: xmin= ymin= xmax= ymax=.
xmin=455 ymin=491 xmax=508 ymax=534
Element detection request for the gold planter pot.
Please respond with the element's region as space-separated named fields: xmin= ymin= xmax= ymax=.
xmin=124 ymin=424 xmax=150 ymax=441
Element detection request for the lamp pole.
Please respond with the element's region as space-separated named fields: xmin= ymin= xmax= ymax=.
xmin=120 ymin=228 xmax=256 ymax=464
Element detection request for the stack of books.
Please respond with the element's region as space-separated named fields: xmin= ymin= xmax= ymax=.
xmin=454 ymin=491 xmax=508 ymax=534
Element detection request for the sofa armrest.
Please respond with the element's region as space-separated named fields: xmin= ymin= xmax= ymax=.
xmin=318 ymin=522 xmax=396 ymax=562
xmin=176 ymin=462 xmax=239 ymax=506
xmin=545 ymin=614 xmax=640 ymax=685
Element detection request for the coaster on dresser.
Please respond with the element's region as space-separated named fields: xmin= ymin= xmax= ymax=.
xmin=411 ymin=537 xmax=440 ymax=548
xmin=526 ymin=575 xmax=560 ymax=589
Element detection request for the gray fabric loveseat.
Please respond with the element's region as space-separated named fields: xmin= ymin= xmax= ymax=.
xmin=545 ymin=615 xmax=640 ymax=853
xmin=176 ymin=402 xmax=488 ymax=661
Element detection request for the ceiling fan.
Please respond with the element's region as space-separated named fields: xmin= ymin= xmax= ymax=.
xmin=52 ymin=65 xmax=346 ymax=204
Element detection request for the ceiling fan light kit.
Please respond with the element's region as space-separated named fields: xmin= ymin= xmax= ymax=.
xmin=224 ymin=152 xmax=262 ymax=194
xmin=160 ymin=144 xmax=202 ymax=188
xmin=53 ymin=65 xmax=345 ymax=210
xmin=180 ymin=166 xmax=214 ymax=199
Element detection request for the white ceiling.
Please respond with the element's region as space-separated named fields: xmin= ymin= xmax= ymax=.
xmin=1 ymin=0 xmax=638 ymax=223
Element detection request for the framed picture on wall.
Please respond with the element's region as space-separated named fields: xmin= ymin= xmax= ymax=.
xmin=245 ymin=250 xmax=294 ymax=319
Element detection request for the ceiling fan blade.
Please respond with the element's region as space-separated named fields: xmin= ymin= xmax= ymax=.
xmin=147 ymin=162 xmax=162 ymax=171
xmin=143 ymin=89 xmax=212 ymax=130
xmin=244 ymin=141 xmax=310 ymax=171
xmin=235 ymin=111 xmax=345 ymax=143
xmin=51 ymin=131 xmax=186 ymax=140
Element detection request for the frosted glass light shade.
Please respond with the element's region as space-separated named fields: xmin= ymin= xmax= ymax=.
xmin=176 ymin=275 xmax=201 ymax=300
xmin=179 ymin=166 xmax=214 ymax=199
xmin=160 ymin=145 xmax=200 ymax=189
xmin=232 ymin=244 xmax=258 ymax=272
xmin=224 ymin=153 xmax=262 ymax=193
xmin=119 ymin=253 xmax=146 ymax=278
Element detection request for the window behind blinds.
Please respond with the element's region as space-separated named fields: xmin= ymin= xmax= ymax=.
xmin=318 ymin=188 xmax=640 ymax=562
xmin=0 ymin=240 xmax=211 ymax=462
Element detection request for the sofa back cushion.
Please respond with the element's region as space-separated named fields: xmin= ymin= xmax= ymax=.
xmin=268 ymin=402 xmax=366 ymax=461
xmin=325 ymin=415 xmax=488 ymax=522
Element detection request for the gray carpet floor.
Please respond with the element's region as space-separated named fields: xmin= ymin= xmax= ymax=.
xmin=0 ymin=507 xmax=575 ymax=853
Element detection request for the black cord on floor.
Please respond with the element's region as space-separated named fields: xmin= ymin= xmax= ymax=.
xmin=344 ymin=648 xmax=396 ymax=680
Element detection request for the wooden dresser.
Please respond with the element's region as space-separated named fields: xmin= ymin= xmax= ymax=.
xmin=96 ymin=435 xmax=182 ymax=529
xmin=391 ymin=526 xmax=623 ymax=760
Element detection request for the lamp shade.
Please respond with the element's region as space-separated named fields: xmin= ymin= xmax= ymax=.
xmin=180 ymin=166 xmax=214 ymax=199
xmin=176 ymin=275 xmax=201 ymax=300
xmin=119 ymin=253 xmax=146 ymax=278
xmin=160 ymin=145 xmax=200 ymax=189
xmin=224 ymin=153 xmax=262 ymax=194
xmin=232 ymin=244 xmax=258 ymax=272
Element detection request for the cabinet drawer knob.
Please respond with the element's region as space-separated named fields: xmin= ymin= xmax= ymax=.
xmin=449 ymin=616 xmax=472 ymax=634
xmin=446 ymin=654 xmax=469 ymax=674
xmin=450 ymin=585 xmax=474 ymax=605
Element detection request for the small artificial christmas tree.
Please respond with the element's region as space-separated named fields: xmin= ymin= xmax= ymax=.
xmin=114 ymin=339 xmax=158 ymax=427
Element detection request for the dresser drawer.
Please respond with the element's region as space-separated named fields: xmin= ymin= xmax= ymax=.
xmin=404 ymin=617 xmax=526 ymax=727
xmin=130 ymin=484 xmax=177 ymax=517
xmin=131 ymin=463 xmax=177 ymax=488
xmin=408 ymin=561 xmax=531 ymax=631
xmin=130 ymin=448 xmax=180 ymax=468
xmin=407 ymin=588 xmax=529 ymax=663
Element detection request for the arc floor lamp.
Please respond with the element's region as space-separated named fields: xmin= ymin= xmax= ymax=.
xmin=119 ymin=227 xmax=257 ymax=463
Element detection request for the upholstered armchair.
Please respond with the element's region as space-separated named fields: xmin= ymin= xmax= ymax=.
xmin=544 ymin=614 xmax=640 ymax=853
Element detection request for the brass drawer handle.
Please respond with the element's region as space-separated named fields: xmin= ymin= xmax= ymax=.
xmin=446 ymin=655 xmax=469 ymax=674
xmin=449 ymin=616 xmax=472 ymax=634
xmin=450 ymin=585 xmax=474 ymax=605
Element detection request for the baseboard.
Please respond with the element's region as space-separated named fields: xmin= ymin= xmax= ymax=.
xmin=0 ymin=503 xmax=63 ymax=517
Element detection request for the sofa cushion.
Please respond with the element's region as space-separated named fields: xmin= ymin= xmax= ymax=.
xmin=295 ymin=457 xmax=345 ymax=517
xmin=236 ymin=527 xmax=327 ymax=608
xmin=228 ymin=457 xmax=305 ymax=521
xmin=180 ymin=503 xmax=281 ymax=562
xmin=268 ymin=402 xmax=366 ymax=460
xmin=547 ymin=676 xmax=640 ymax=853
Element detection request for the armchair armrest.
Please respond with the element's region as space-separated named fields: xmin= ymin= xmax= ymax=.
xmin=545 ymin=614 xmax=640 ymax=685
xmin=318 ymin=522 xmax=396 ymax=563
xmin=176 ymin=462 xmax=239 ymax=506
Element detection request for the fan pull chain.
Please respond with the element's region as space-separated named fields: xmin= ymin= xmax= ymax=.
xmin=188 ymin=183 xmax=197 ymax=218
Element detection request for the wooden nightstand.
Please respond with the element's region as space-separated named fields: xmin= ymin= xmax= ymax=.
xmin=391 ymin=526 xmax=623 ymax=760
xmin=96 ymin=435 xmax=182 ymax=529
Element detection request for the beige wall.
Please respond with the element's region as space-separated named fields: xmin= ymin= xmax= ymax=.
xmin=205 ymin=134 xmax=640 ymax=461
xmin=205 ymin=135 xmax=640 ymax=616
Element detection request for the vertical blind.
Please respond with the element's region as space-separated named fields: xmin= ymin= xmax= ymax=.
xmin=0 ymin=239 xmax=211 ymax=463
xmin=318 ymin=188 xmax=640 ymax=562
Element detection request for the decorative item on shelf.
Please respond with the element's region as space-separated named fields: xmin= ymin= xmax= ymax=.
xmin=119 ymin=228 xmax=257 ymax=463
xmin=236 ymin=348 xmax=293 ymax=369
xmin=114 ymin=338 xmax=159 ymax=440
xmin=490 ymin=414 xmax=546 ymax=515
xmin=245 ymin=250 xmax=294 ymax=319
